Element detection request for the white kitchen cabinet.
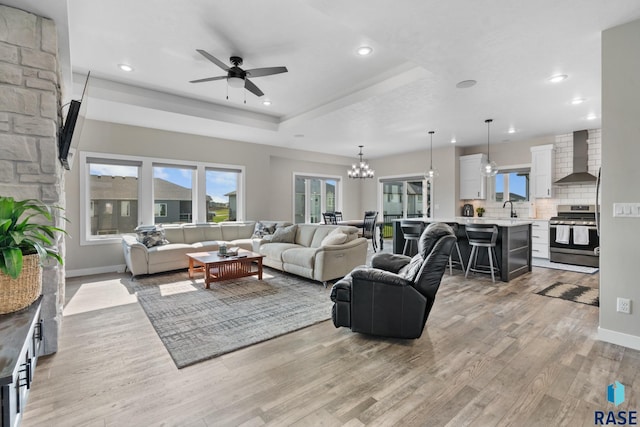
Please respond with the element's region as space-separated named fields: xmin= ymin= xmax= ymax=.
xmin=530 ymin=219 xmax=549 ymax=259
xmin=459 ymin=154 xmax=487 ymax=200
xmin=530 ymin=144 xmax=555 ymax=198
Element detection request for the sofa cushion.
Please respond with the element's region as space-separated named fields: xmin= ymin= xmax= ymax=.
xmin=281 ymin=247 xmax=317 ymax=269
xmin=163 ymin=226 xmax=185 ymax=244
xmin=221 ymin=222 xmax=255 ymax=241
xmin=295 ymin=224 xmax=317 ymax=247
xmin=182 ymin=225 xmax=206 ymax=244
xmin=271 ymin=224 xmax=298 ymax=243
xmin=260 ymin=242 xmax=299 ymax=260
xmin=202 ymin=224 xmax=223 ymax=241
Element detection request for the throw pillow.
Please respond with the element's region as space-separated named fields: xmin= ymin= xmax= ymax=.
xmin=321 ymin=231 xmax=348 ymax=247
xmin=252 ymin=221 xmax=277 ymax=238
xmin=135 ymin=225 xmax=169 ymax=248
xmin=270 ymin=224 xmax=297 ymax=243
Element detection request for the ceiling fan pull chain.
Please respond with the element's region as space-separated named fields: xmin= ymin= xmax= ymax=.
xmin=226 ymin=83 xmax=229 ymax=100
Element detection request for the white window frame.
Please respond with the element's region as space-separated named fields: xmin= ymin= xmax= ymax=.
xmin=490 ymin=163 xmax=531 ymax=202
xmin=79 ymin=151 xmax=245 ymax=245
xmin=292 ymin=172 xmax=342 ymax=224
xmin=120 ymin=201 xmax=131 ymax=217
xmin=378 ymin=173 xmax=432 ymax=220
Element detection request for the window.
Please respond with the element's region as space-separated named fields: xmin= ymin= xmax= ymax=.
xmin=153 ymin=165 xmax=194 ymax=224
xmin=154 ymin=203 xmax=167 ymax=217
xmin=380 ymin=176 xmax=431 ymax=237
xmin=87 ymin=161 xmax=140 ymax=237
xmin=120 ymin=201 xmax=131 ymax=217
xmin=293 ymin=174 xmax=341 ymax=224
xmin=80 ymin=152 xmax=245 ymax=244
xmin=206 ymin=168 xmax=240 ymax=222
xmin=494 ymin=169 xmax=529 ymax=202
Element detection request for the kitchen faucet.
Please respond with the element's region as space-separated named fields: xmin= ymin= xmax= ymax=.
xmin=503 ymin=200 xmax=517 ymax=218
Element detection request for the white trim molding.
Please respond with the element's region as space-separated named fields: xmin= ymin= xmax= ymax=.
xmin=598 ymin=326 xmax=640 ymax=351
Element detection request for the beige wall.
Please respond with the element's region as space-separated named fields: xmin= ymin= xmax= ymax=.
xmin=64 ymin=120 xmax=356 ymax=273
xmin=599 ymin=18 xmax=640 ymax=348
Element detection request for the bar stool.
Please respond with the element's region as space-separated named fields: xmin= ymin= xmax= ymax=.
xmin=400 ymin=220 xmax=424 ymax=256
xmin=465 ymin=224 xmax=500 ymax=283
xmin=446 ymin=223 xmax=465 ymax=275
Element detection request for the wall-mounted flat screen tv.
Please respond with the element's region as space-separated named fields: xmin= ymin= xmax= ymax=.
xmin=58 ymin=71 xmax=90 ymax=170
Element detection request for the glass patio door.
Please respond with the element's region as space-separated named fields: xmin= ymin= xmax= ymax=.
xmin=294 ymin=175 xmax=339 ymax=224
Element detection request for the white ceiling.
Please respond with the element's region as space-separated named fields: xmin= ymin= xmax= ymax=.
xmin=8 ymin=0 xmax=640 ymax=159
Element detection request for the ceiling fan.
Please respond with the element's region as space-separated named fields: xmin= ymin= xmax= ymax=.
xmin=189 ymin=49 xmax=288 ymax=97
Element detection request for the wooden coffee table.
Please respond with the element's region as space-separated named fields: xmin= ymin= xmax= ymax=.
xmin=186 ymin=249 xmax=265 ymax=289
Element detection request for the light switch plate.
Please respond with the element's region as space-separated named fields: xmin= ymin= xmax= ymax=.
xmin=613 ymin=203 xmax=640 ymax=217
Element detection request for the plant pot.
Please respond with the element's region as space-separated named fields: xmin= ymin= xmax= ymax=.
xmin=0 ymin=254 xmax=42 ymax=315
xmin=477 ymin=213 xmax=483 ymax=217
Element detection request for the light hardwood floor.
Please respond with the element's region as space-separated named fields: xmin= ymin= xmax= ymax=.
xmin=22 ymin=261 xmax=639 ymax=426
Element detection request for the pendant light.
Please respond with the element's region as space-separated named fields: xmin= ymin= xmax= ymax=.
xmin=347 ymin=145 xmax=375 ymax=179
xmin=481 ymin=119 xmax=499 ymax=177
xmin=425 ymin=130 xmax=439 ymax=179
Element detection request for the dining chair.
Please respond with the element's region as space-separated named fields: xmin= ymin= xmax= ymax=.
xmin=322 ymin=212 xmax=337 ymax=224
xmin=334 ymin=211 xmax=343 ymax=222
xmin=363 ymin=211 xmax=378 ymax=252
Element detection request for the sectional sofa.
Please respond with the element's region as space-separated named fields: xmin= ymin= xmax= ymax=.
xmin=121 ymin=221 xmax=368 ymax=285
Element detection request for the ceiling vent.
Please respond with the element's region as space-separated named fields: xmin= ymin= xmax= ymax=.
xmin=554 ymin=130 xmax=597 ymax=185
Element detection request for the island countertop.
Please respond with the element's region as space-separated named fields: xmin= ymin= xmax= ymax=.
xmin=405 ymin=216 xmax=534 ymax=227
xmin=392 ymin=218 xmax=532 ymax=281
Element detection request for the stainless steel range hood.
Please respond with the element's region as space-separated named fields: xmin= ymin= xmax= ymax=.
xmin=554 ymin=130 xmax=597 ymax=185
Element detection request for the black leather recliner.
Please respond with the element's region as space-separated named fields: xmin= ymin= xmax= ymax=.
xmin=330 ymin=222 xmax=456 ymax=339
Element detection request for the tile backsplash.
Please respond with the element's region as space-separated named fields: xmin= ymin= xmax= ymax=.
xmin=474 ymin=129 xmax=601 ymax=220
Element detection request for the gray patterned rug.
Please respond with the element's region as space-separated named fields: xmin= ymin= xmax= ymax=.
xmin=126 ymin=268 xmax=333 ymax=368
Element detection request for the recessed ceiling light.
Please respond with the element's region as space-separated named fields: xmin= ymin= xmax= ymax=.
xmin=507 ymin=127 xmax=516 ymax=134
xmin=262 ymin=100 xmax=272 ymax=106
xmin=450 ymin=137 xmax=457 ymax=144
xmin=571 ymin=97 xmax=586 ymax=105
xmin=294 ymin=134 xmax=305 ymax=138
xmin=118 ymin=63 xmax=134 ymax=72
xmin=586 ymin=113 xmax=597 ymax=120
xmin=548 ymin=74 xmax=568 ymax=83
xmin=456 ymin=80 xmax=477 ymax=89
xmin=357 ymin=46 xmax=373 ymax=56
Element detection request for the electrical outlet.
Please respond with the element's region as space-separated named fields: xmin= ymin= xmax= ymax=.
xmin=617 ymin=297 xmax=632 ymax=314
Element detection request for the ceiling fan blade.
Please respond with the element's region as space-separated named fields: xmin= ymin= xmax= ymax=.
xmin=245 ymin=66 xmax=288 ymax=78
xmin=189 ymin=76 xmax=228 ymax=83
xmin=196 ymin=49 xmax=229 ymax=71
xmin=244 ymin=79 xmax=264 ymax=97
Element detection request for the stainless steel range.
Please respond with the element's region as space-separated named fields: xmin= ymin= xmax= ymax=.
xmin=549 ymin=205 xmax=599 ymax=267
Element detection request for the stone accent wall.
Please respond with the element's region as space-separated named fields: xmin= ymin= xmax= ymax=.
xmin=0 ymin=5 xmax=65 ymax=354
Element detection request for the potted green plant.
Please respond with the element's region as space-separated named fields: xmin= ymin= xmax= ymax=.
xmin=476 ymin=207 xmax=485 ymax=217
xmin=0 ymin=197 xmax=65 ymax=314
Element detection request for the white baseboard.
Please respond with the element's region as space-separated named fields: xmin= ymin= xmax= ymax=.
xmin=597 ymin=327 xmax=640 ymax=351
xmin=66 ymin=264 xmax=127 ymax=278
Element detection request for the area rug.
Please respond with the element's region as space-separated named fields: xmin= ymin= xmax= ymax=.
xmin=126 ymin=269 xmax=333 ymax=368
xmin=532 ymin=258 xmax=599 ymax=274
xmin=536 ymin=282 xmax=599 ymax=307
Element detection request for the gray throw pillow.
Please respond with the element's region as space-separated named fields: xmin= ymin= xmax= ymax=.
xmin=135 ymin=225 xmax=169 ymax=248
xmin=270 ymin=224 xmax=297 ymax=243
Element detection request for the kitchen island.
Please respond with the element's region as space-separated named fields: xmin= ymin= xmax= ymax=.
xmin=392 ymin=218 xmax=532 ymax=282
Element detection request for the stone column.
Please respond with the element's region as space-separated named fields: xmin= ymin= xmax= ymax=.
xmin=0 ymin=5 xmax=65 ymax=354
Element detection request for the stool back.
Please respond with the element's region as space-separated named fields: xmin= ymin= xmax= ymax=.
xmin=401 ymin=220 xmax=424 ymax=239
xmin=465 ymin=224 xmax=498 ymax=246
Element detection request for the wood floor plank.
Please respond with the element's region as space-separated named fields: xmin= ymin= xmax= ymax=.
xmin=20 ymin=265 xmax=640 ymax=426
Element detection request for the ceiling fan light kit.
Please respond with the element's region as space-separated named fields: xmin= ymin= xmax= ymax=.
xmin=190 ymin=50 xmax=288 ymax=98
xmin=481 ymin=118 xmax=499 ymax=177
xmin=348 ymin=145 xmax=375 ymax=179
